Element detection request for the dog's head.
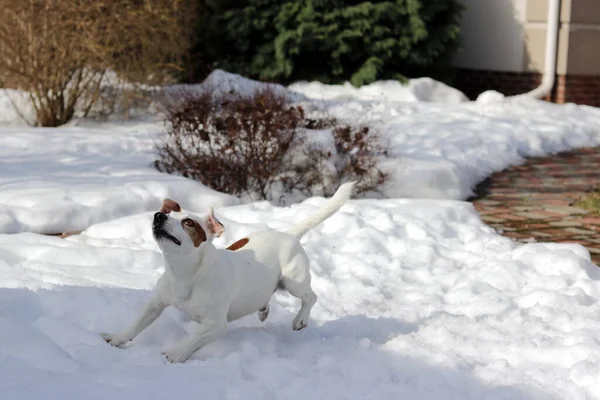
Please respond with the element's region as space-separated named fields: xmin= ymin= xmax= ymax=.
xmin=152 ymin=198 xmax=224 ymax=254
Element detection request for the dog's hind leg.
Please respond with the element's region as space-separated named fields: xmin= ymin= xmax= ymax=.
xmin=285 ymin=283 xmax=316 ymax=331
xmin=257 ymin=304 xmax=269 ymax=322
xmin=280 ymin=254 xmax=317 ymax=331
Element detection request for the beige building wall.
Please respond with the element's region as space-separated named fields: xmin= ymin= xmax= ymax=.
xmin=524 ymin=0 xmax=600 ymax=75
xmin=456 ymin=0 xmax=600 ymax=76
xmin=453 ymin=0 xmax=600 ymax=106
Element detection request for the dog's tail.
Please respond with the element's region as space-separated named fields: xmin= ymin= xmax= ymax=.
xmin=286 ymin=181 xmax=356 ymax=239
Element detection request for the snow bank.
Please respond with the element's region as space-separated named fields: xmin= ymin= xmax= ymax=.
xmin=288 ymin=80 xmax=600 ymax=200
xmin=2 ymin=70 xmax=600 ymax=234
xmin=166 ymin=69 xmax=303 ymax=102
xmin=289 ymin=77 xmax=468 ymax=104
xmin=162 ymin=70 xmax=600 ymax=201
xmin=0 ymin=121 xmax=237 ymax=234
xmin=1 ymin=199 xmax=599 ymax=398
xmin=361 ymin=97 xmax=600 ymax=199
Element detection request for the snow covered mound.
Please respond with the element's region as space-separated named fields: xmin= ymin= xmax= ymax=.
xmin=1 ymin=199 xmax=599 ymax=399
xmin=288 ymin=76 xmax=468 ymax=104
xmin=2 ymin=70 xmax=600 ymax=234
xmin=168 ymin=69 xmax=304 ymax=102
xmin=476 ymin=90 xmax=507 ymax=104
xmin=0 ymin=121 xmax=237 ymax=234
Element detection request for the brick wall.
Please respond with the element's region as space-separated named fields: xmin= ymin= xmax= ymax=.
xmin=454 ymin=68 xmax=600 ymax=107
xmin=556 ymin=75 xmax=600 ymax=107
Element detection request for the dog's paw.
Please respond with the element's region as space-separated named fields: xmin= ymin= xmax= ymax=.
xmin=101 ymin=332 xmax=129 ymax=348
xmin=258 ymin=305 xmax=269 ymax=322
xmin=292 ymin=315 xmax=308 ymax=331
xmin=162 ymin=347 xmax=190 ymax=364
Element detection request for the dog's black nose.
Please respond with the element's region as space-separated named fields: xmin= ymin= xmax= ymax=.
xmin=154 ymin=212 xmax=167 ymax=224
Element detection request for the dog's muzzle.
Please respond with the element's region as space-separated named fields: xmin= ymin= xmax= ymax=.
xmin=152 ymin=212 xmax=181 ymax=246
xmin=153 ymin=211 xmax=168 ymax=226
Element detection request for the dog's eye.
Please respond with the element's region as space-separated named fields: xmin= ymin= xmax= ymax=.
xmin=182 ymin=219 xmax=195 ymax=227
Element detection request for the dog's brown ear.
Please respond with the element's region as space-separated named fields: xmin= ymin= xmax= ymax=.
xmin=189 ymin=219 xmax=207 ymax=247
xmin=205 ymin=207 xmax=224 ymax=238
xmin=160 ymin=198 xmax=181 ymax=214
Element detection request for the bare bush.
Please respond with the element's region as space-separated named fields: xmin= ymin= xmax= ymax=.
xmin=155 ymin=88 xmax=388 ymax=201
xmin=156 ymin=88 xmax=304 ymax=199
xmin=0 ymin=0 xmax=193 ymax=126
xmin=291 ymin=122 xmax=388 ymax=198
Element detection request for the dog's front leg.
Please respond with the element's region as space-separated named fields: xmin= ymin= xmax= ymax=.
xmin=163 ymin=315 xmax=226 ymax=363
xmin=101 ymin=297 xmax=167 ymax=348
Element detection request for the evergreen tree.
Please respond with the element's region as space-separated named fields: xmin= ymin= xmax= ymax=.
xmin=189 ymin=0 xmax=464 ymax=85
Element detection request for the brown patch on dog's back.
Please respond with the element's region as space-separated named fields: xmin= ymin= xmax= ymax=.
xmin=183 ymin=219 xmax=206 ymax=247
xmin=227 ymin=238 xmax=249 ymax=251
xmin=160 ymin=199 xmax=181 ymax=214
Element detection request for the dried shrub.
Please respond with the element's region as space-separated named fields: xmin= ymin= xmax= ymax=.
xmin=0 ymin=0 xmax=194 ymax=126
xmin=156 ymin=88 xmax=304 ymax=199
xmin=286 ymin=118 xmax=388 ymax=198
xmin=155 ymin=87 xmax=388 ymax=201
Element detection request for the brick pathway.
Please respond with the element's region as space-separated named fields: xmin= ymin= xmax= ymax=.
xmin=471 ymin=147 xmax=600 ymax=264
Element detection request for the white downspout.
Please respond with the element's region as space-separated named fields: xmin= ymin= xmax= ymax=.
xmin=525 ymin=0 xmax=561 ymax=98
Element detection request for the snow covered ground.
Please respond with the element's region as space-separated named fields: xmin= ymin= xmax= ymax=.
xmin=0 ymin=120 xmax=237 ymax=234
xmin=2 ymin=198 xmax=600 ymax=399
xmin=3 ymin=71 xmax=600 ymax=399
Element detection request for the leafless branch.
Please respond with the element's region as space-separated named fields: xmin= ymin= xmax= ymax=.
xmin=0 ymin=0 xmax=194 ymax=126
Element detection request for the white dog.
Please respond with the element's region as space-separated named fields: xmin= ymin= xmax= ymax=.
xmin=101 ymin=182 xmax=355 ymax=363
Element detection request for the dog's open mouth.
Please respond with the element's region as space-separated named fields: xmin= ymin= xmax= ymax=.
xmin=152 ymin=226 xmax=181 ymax=246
